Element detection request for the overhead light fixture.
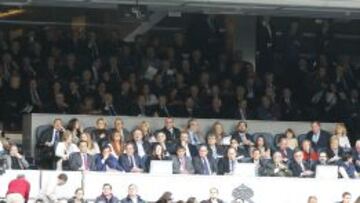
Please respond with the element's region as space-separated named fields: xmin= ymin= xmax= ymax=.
xmin=0 ymin=8 xmax=25 ymax=18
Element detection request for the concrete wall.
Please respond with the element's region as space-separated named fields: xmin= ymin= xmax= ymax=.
xmin=23 ymin=113 xmax=337 ymax=157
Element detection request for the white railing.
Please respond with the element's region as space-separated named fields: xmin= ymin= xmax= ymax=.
xmin=1 ymin=170 xmax=359 ymax=203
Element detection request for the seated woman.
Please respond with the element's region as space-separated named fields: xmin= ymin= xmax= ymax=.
xmin=209 ymin=121 xmax=231 ymax=146
xmin=144 ymin=143 xmax=171 ymax=172
xmin=94 ymin=145 xmax=123 ymax=172
xmin=79 ymin=133 xmax=100 ymax=156
xmin=333 ymin=123 xmax=351 ymax=150
xmin=67 ymin=118 xmax=83 ymax=145
xmin=138 ymin=121 xmax=156 ymax=143
xmin=55 ymin=131 xmax=79 ymax=170
xmin=91 ymin=117 xmax=110 ymax=148
xmin=327 ymin=136 xmax=345 ymax=164
xmin=283 ymin=128 xmax=298 ymax=150
xmin=254 ymin=135 xmax=271 ymax=159
xmin=108 ymin=131 xmax=124 ymax=159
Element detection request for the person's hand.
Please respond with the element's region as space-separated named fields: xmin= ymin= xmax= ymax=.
xmin=45 ymin=141 xmax=52 ymax=147
xmin=15 ymin=153 xmax=22 ymax=159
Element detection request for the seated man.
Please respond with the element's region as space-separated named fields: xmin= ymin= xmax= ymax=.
xmin=95 ymin=183 xmax=120 ymax=203
xmin=119 ymin=142 xmax=143 ymax=173
xmin=217 ymin=147 xmax=239 ymax=175
xmin=259 ymin=151 xmax=292 ymax=177
xmin=172 ymin=146 xmax=195 ymax=174
xmin=120 ymin=184 xmax=146 ymax=203
xmin=200 ymin=187 xmax=225 ymax=203
xmin=69 ymin=140 xmax=95 ymax=171
xmin=175 ymin=131 xmax=198 ymax=158
xmin=193 ymin=145 xmax=217 ymax=175
xmin=277 ymin=137 xmax=293 ymax=164
xmin=158 ymin=117 xmax=181 ymax=143
xmin=289 ymin=149 xmax=314 ymax=178
xmin=94 ymin=145 xmax=123 ymax=172
xmin=338 ymin=153 xmax=358 ymax=179
xmin=206 ymin=134 xmax=225 ymax=160
xmin=4 ymin=144 xmax=29 ymax=170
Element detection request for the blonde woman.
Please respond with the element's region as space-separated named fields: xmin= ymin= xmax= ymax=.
xmin=209 ymin=121 xmax=231 ymax=145
xmin=80 ymin=133 xmax=100 ymax=156
xmin=138 ymin=121 xmax=156 ymax=143
xmin=334 ymin=123 xmax=351 ymax=149
xmin=55 ymin=131 xmax=79 ymax=170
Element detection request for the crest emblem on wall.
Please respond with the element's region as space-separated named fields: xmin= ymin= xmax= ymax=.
xmin=231 ymin=184 xmax=254 ymax=203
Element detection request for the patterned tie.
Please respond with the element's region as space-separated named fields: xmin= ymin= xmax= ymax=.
xmin=83 ymin=154 xmax=88 ymax=170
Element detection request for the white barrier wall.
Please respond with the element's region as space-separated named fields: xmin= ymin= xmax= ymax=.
xmin=23 ymin=114 xmax=337 ymax=157
xmin=83 ymin=173 xmax=360 ymax=203
xmin=1 ymin=170 xmax=359 ymax=203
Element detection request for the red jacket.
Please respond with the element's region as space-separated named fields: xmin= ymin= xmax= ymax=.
xmin=6 ymin=177 xmax=31 ymax=201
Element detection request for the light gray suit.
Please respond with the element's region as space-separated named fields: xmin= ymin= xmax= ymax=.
xmin=172 ymin=156 xmax=195 ymax=174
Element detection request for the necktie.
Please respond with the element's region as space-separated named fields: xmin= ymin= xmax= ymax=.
xmin=129 ymin=156 xmax=134 ymax=168
xmin=55 ymin=131 xmax=60 ymax=142
xmin=180 ymin=158 xmax=185 ymax=171
xmin=203 ymin=158 xmax=210 ymax=175
xmin=83 ymin=154 xmax=88 ymax=170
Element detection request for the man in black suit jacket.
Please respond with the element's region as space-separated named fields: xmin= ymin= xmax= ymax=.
xmin=175 ymin=131 xmax=198 ymax=158
xmin=277 ymin=137 xmax=294 ymax=163
xmin=289 ymin=150 xmax=314 ymax=177
xmin=119 ymin=143 xmax=143 ymax=173
xmin=69 ymin=140 xmax=95 ymax=171
xmin=36 ymin=118 xmax=65 ymax=169
xmin=159 ymin=117 xmax=181 ymax=143
xmin=217 ymin=147 xmax=239 ymax=175
xmin=230 ymin=121 xmax=254 ymax=148
xmin=131 ymin=129 xmax=152 ymax=158
xmin=193 ymin=145 xmax=217 ymax=175
xmin=200 ymin=187 xmax=225 ymax=203
xmin=305 ymin=121 xmax=331 ymax=151
xmin=206 ymin=134 xmax=225 ymax=160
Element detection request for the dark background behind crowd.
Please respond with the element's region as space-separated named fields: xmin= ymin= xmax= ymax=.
xmin=0 ymin=14 xmax=359 ymax=143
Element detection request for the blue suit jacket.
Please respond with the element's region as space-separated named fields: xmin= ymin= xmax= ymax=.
xmin=119 ymin=154 xmax=143 ymax=172
xmin=94 ymin=154 xmax=123 ymax=171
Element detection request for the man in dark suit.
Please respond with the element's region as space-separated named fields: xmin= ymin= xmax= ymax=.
xmin=217 ymin=147 xmax=239 ymax=175
xmin=230 ymin=121 xmax=254 ymax=149
xmin=119 ymin=142 xmax=143 ymax=173
xmin=172 ymin=146 xmax=195 ymax=174
xmin=277 ymin=137 xmax=294 ymax=163
xmin=130 ymin=129 xmax=152 ymax=159
xmin=109 ymin=118 xmax=131 ymax=142
xmin=193 ymin=145 xmax=217 ymax=175
xmin=120 ymin=184 xmax=146 ymax=203
xmin=305 ymin=121 xmax=331 ymax=151
xmin=289 ymin=150 xmax=314 ymax=177
xmin=69 ymin=140 xmax=95 ymax=171
xmin=206 ymin=134 xmax=225 ymax=160
xmin=159 ymin=117 xmax=181 ymax=143
xmin=94 ymin=145 xmax=123 ymax=172
xmin=36 ymin=118 xmax=65 ymax=169
xmin=154 ymin=131 xmax=176 ymax=156
xmin=200 ymin=187 xmax=225 ymax=203
xmin=352 ymin=140 xmax=360 ymax=172
xmin=175 ymin=131 xmax=198 ymax=158
xmin=259 ymin=151 xmax=292 ymax=177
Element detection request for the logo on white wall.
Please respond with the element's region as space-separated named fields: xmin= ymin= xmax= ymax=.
xmin=231 ymin=184 xmax=254 ymax=203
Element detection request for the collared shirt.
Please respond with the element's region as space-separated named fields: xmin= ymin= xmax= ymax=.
xmin=136 ymin=141 xmax=145 ymax=157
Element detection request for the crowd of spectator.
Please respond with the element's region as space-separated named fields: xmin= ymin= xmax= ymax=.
xmin=1 ymin=117 xmax=360 ymax=179
xmin=0 ymin=20 xmax=358 ymax=140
